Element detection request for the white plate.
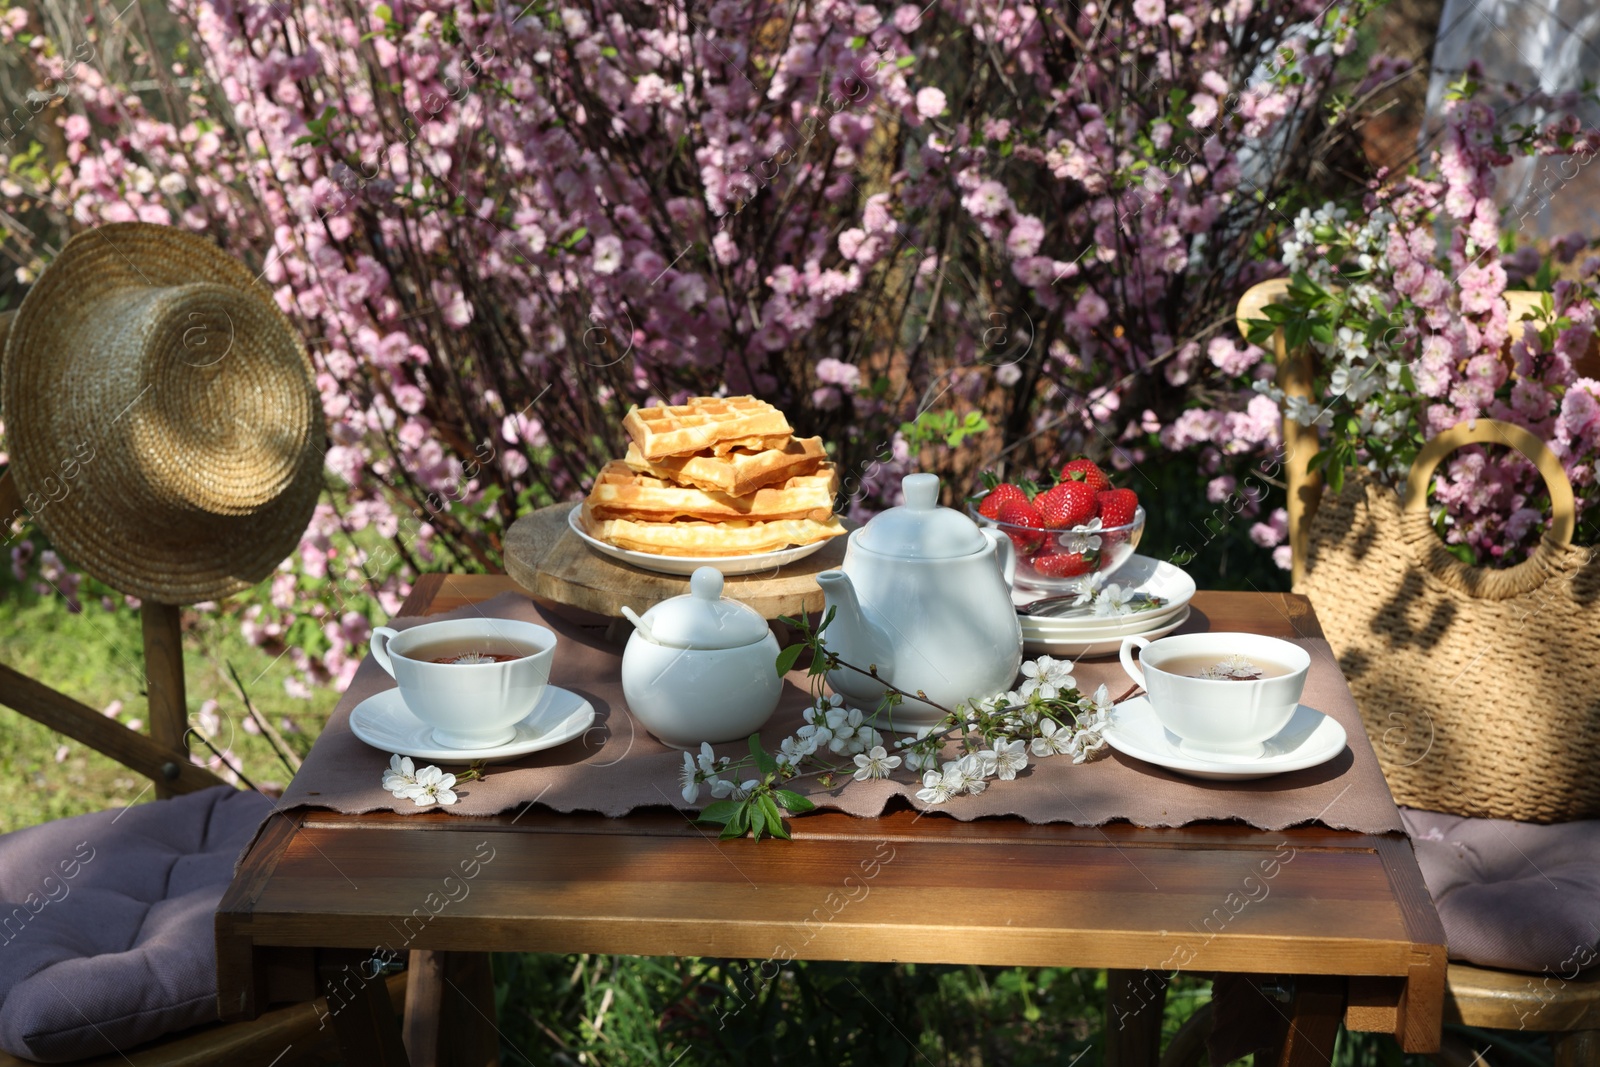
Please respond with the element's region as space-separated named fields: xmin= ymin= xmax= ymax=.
xmin=1020 ymin=600 xmax=1186 ymax=638
xmin=1103 ymin=697 xmax=1348 ymax=781
xmin=1023 ymin=606 xmax=1191 ymax=658
xmin=567 ymin=506 xmax=831 ymax=577
xmin=350 ymin=685 xmax=597 ymax=763
xmin=1012 ymin=555 xmax=1196 ymax=629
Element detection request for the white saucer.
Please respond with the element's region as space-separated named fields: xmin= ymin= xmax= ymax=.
xmin=567 ymin=506 xmax=830 ymax=576
xmin=1023 ymin=606 xmax=1191 ymax=658
xmin=350 ymin=685 xmax=597 ymax=763
xmin=1103 ymin=697 xmax=1348 ymax=781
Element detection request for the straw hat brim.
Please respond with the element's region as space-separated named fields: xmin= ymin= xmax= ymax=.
xmin=1 ymin=224 xmax=324 ymax=603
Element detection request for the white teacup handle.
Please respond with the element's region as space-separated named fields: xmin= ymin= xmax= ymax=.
xmin=1120 ymin=635 xmax=1151 ymax=690
xmin=370 ymin=626 xmax=401 ymax=678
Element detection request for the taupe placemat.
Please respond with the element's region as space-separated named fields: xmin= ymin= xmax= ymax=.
xmin=274 ymin=592 xmax=1402 ymax=834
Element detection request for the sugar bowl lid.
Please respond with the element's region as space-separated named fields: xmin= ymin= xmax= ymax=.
xmin=854 ymin=472 xmax=986 ymax=558
xmin=628 ymin=567 xmax=771 ymax=650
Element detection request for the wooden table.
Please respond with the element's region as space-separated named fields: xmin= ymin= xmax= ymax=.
xmin=217 ymin=575 xmax=1447 ymax=1066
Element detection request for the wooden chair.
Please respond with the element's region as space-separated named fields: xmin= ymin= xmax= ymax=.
xmin=0 ymin=304 xmax=415 ymax=1065
xmin=1175 ymin=280 xmax=1600 ymax=1066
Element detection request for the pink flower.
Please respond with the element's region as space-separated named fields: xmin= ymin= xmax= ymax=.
xmin=1207 ymin=336 xmax=1260 ymax=377
xmin=1007 ymin=215 xmax=1045 ymax=258
xmin=1133 ymin=0 xmax=1166 ymax=25
xmin=591 ymin=234 xmax=623 ymax=275
xmin=893 ymin=4 xmax=923 ymax=33
xmin=1188 ymin=93 xmax=1219 ymax=129
xmin=915 ymin=88 xmax=946 ymax=120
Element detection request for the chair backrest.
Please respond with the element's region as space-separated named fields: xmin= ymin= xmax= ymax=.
xmin=1234 ymin=281 xmax=1600 ymax=585
xmin=0 ymin=309 xmax=221 ymax=797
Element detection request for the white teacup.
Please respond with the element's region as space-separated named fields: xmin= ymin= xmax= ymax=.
xmin=1119 ymin=632 xmax=1310 ymax=757
xmin=370 ymin=618 xmax=557 ymax=749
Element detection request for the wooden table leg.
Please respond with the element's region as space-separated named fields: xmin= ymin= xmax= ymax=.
xmin=405 ymin=950 xmax=500 ymax=1067
xmin=1270 ymin=976 xmax=1345 ymax=1067
xmin=1105 ymin=969 xmax=1168 ymax=1067
xmin=319 ymin=950 xmax=412 ymax=1067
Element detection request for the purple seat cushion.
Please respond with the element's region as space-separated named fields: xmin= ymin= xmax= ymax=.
xmin=1402 ymin=807 xmax=1600 ymax=973
xmin=0 ymin=785 xmax=272 ymax=1062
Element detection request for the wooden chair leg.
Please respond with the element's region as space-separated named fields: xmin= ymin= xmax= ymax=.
xmin=1106 ymin=968 xmax=1168 ymax=1067
xmin=404 ymin=951 xmax=499 ymax=1067
xmin=141 ymin=601 xmax=188 ymax=799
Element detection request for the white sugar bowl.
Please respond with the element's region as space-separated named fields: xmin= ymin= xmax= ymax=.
xmin=621 ymin=567 xmax=784 ymax=749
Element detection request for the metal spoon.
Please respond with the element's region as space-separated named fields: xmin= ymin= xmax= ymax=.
xmin=1017 ymin=592 xmax=1168 ymax=618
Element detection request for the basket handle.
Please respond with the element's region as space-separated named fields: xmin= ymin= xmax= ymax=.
xmin=1400 ymin=419 xmax=1577 ymax=598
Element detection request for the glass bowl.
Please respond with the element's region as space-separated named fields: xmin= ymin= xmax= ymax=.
xmin=968 ymin=497 xmax=1145 ymax=596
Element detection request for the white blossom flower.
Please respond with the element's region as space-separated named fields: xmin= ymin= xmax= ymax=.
xmin=852 ymin=746 xmax=902 ymax=781
xmin=1019 ymin=655 xmax=1075 ymax=700
xmin=680 ymin=751 xmax=700 ymax=804
xmin=1070 ymin=726 xmax=1111 ymax=764
xmin=1060 ymin=517 xmax=1103 ymax=553
xmin=1094 ymin=583 xmax=1134 ymax=617
xmin=1031 ymin=718 xmax=1076 ymax=758
xmin=947 ymin=754 xmax=989 ymax=796
xmin=695 ymin=742 xmax=720 ymax=775
xmin=984 ymin=738 xmax=1029 ymax=781
xmin=902 ymin=747 xmax=940 ymax=773
xmin=796 ymin=722 xmax=834 ymax=748
xmin=779 ymin=735 xmax=815 ymax=765
xmin=728 ymin=779 xmax=761 ymax=801
xmin=406 ymin=765 xmax=458 ymax=806
xmin=916 ymin=768 xmax=955 ymax=804
xmin=382 ymin=754 xmax=418 ymax=796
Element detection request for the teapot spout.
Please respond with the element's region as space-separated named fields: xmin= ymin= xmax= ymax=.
xmin=814 ymin=570 xmax=896 ymax=701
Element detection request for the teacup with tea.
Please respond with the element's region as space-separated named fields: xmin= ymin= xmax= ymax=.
xmin=1119 ymin=632 xmax=1310 ymax=757
xmin=370 ymin=618 xmax=557 ymax=749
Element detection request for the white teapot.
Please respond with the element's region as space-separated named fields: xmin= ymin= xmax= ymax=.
xmin=815 ymin=473 xmax=1022 ymax=728
xmin=621 ymin=567 xmax=784 ymax=748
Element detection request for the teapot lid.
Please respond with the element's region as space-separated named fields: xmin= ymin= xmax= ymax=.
xmin=855 ymin=473 xmax=987 ymax=558
xmin=632 ymin=567 xmax=771 ymax=650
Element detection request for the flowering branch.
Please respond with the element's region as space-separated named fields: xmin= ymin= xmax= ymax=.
xmin=682 ymin=613 xmax=1113 ymax=841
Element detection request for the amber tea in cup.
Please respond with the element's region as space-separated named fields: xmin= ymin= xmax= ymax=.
xmin=402 ymin=637 xmax=545 ymax=665
xmin=1155 ymin=653 xmax=1295 ymax=681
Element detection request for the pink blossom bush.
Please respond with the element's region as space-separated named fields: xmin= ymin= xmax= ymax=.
xmin=0 ymin=0 xmax=1506 ymax=691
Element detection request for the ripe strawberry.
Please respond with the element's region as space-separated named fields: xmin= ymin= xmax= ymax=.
xmin=1032 ymin=551 xmax=1093 ymax=578
xmin=1096 ymin=488 xmax=1140 ymax=528
xmin=1060 ymin=457 xmax=1111 ymax=495
xmin=995 ymin=498 xmax=1046 ymax=554
xmin=978 ymin=482 xmax=1029 ymax=520
xmin=1035 ymin=481 xmax=1098 ymax=529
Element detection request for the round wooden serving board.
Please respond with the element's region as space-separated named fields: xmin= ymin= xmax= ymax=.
xmin=503 ymin=502 xmax=849 ymax=619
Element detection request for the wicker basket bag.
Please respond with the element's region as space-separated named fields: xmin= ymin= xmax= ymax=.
xmin=1299 ymin=419 xmax=1600 ymax=822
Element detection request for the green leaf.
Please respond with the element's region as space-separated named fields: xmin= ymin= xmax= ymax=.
xmin=758 ymin=795 xmax=790 ymax=839
xmin=775 ymin=643 xmax=804 ymax=675
xmin=601 ymin=46 xmax=619 ymax=57
xmin=373 ymin=2 xmax=391 ymax=21
xmin=697 ymin=800 xmax=741 ymax=826
xmin=724 ymin=804 xmax=750 ymax=839
xmin=775 ymin=789 xmax=815 ymax=813
xmin=746 ymin=803 xmax=767 ymax=841
xmin=847 ymin=35 xmax=866 ymax=48
xmin=896 ymin=55 xmax=916 ymax=68
xmin=749 ymin=735 xmax=778 ymax=775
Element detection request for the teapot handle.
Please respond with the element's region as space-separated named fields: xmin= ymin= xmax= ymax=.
xmin=981 ymin=527 xmax=1016 ymax=587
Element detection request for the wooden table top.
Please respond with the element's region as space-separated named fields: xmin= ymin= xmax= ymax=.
xmin=217 ymin=575 xmax=1446 ymax=1053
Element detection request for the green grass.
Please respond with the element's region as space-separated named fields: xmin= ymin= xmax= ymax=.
xmin=0 ymin=578 xmax=339 ymax=830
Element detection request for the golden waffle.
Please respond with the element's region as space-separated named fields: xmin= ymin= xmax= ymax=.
xmin=581 ymin=505 xmax=846 ymax=556
xmin=623 ymin=396 xmax=793 ymax=459
xmin=623 ymin=436 xmax=828 ymax=496
xmin=585 ymin=461 xmax=837 ymax=523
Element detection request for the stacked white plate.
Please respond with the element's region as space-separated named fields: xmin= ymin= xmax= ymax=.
xmin=1013 ymin=555 xmax=1196 ymax=658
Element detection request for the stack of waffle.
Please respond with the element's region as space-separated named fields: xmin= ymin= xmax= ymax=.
xmin=581 ymin=396 xmax=847 ymax=556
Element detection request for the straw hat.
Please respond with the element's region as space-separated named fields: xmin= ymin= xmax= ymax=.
xmin=1 ymin=223 xmax=324 ymax=603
